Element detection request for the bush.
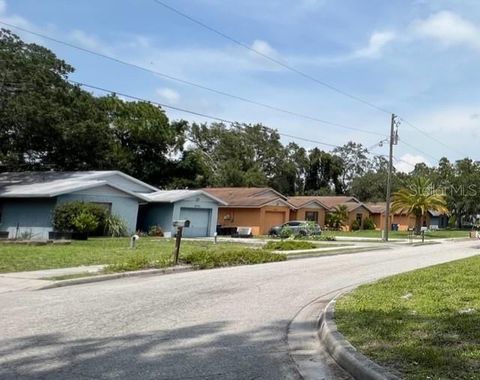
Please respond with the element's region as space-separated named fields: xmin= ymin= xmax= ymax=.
xmin=182 ymin=249 xmax=286 ymax=269
xmin=53 ymin=201 xmax=107 ymax=234
xmin=279 ymin=225 xmax=293 ymax=240
xmin=148 ymin=225 xmax=164 ymax=237
xmin=264 ymin=240 xmax=316 ymax=251
xmin=72 ymin=211 xmax=99 ymax=234
xmin=104 ymin=214 xmax=128 ymax=237
xmin=104 ymin=254 xmax=170 ymax=273
xmin=294 ymin=234 xmax=336 ymax=241
xmin=351 ymin=219 xmax=361 ymax=231
xmin=363 ymin=217 xmax=376 ymax=230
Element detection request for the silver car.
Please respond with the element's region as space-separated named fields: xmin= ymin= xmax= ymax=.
xmin=268 ymin=220 xmax=321 ymax=236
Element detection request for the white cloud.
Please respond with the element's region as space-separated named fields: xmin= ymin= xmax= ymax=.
xmin=396 ymin=153 xmax=428 ymax=173
xmin=415 ymin=105 xmax=480 ymax=135
xmin=411 ymin=11 xmax=480 ymax=50
xmin=156 ymin=87 xmax=180 ymax=104
xmin=251 ymin=39 xmax=278 ymax=58
xmin=69 ymin=29 xmax=112 ymax=55
xmin=354 ymin=31 xmax=396 ymax=58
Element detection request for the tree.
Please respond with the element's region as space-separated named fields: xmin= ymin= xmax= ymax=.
xmin=391 ymin=177 xmax=448 ymax=234
xmin=99 ymin=96 xmax=186 ymax=186
xmin=333 ymin=142 xmax=371 ymax=191
xmin=0 ymin=29 xmax=113 ymax=171
xmin=304 ymin=148 xmax=343 ymax=195
xmin=325 ymin=205 xmax=349 ymax=230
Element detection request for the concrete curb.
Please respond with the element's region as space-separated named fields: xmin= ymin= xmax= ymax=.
xmin=318 ymin=298 xmax=400 ymax=380
xmin=286 ymin=245 xmax=389 ymax=260
xmin=37 ymin=265 xmax=194 ymax=290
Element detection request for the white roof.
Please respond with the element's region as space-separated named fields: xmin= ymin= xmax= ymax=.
xmin=142 ymin=190 xmax=227 ymax=205
xmin=0 ymin=171 xmax=155 ymax=200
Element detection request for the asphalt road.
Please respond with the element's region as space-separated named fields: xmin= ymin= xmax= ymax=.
xmin=1 ymin=240 xmax=478 ymax=379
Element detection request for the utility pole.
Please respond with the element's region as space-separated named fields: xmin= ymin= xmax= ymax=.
xmin=384 ymin=114 xmax=398 ymax=242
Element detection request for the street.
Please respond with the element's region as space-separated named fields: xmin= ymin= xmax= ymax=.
xmin=1 ymin=240 xmax=478 ymax=379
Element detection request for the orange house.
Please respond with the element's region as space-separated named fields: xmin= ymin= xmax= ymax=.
xmin=203 ymin=187 xmax=293 ymax=235
xmin=367 ymin=202 xmax=416 ymax=231
xmin=367 ymin=202 xmax=449 ymax=231
xmin=288 ymin=196 xmax=329 ymax=226
xmin=290 ymin=196 xmax=372 ymax=230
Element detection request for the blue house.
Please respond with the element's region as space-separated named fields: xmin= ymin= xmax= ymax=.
xmin=0 ymin=171 xmax=157 ymax=239
xmin=138 ymin=190 xmax=226 ymax=237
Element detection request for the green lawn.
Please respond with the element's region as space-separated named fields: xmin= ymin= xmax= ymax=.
xmin=0 ymin=238 xmax=283 ymax=273
xmin=335 ymin=256 xmax=480 ymax=379
xmin=332 ymin=229 xmax=469 ymax=239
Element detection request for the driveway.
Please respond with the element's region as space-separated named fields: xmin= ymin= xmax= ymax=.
xmin=0 ymin=240 xmax=478 ymax=379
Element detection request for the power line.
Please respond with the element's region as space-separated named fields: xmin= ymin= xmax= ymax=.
xmin=152 ymin=1 xmax=466 ymax=157
xmin=69 ymin=79 xmax=349 ymax=150
xmin=398 ymin=117 xmax=465 ymax=157
xmin=0 ymin=21 xmax=384 ymax=137
xmin=152 ymin=0 xmax=393 ymax=115
xmin=398 ymin=138 xmax=440 ymax=162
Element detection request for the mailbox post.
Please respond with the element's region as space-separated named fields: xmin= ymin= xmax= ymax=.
xmin=172 ymin=220 xmax=190 ymax=265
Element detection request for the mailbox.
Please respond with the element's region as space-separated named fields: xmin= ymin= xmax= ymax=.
xmin=173 ymin=219 xmax=190 ymax=228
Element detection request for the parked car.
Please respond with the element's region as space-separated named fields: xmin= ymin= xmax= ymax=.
xmin=268 ymin=220 xmax=321 ymax=236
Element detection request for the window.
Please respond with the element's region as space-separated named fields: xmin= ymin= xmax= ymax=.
xmin=287 ymin=222 xmax=300 ymax=227
xmin=305 ymin=211 xmax=319 ymax=222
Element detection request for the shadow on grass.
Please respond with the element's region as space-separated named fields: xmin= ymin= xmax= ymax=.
xmin=0 ymin=321 xmax=304 ymax=379
xmin=336 ymin=308 xmax=480 ymax=379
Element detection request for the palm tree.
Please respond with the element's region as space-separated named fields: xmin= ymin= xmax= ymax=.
xmin=391 ymin=177 xmax=448 ymax=234
xmin=326 ymin=204 xmax=349 ymax=230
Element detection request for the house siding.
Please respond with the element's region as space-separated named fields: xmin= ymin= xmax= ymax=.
xmin=138 ymin=194 xmax=219 ymax=237
xmin=58 ymin=185 xmax=141 ymax=234
xmin=0 ymin=198 xmax=57 ymax=240
xmin=294 ymin=206 xmax=327 ymax=226
xmin=218 ymin=208 xmax=262 ymax=235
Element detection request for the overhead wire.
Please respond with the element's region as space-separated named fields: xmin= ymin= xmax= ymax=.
xmin=0 ymin=20 xmax=385 ymax=137
xmin=69 ymin=80 xmax=348 ymax=150
xmin=151 ymin=0 xmax=463 ymax=159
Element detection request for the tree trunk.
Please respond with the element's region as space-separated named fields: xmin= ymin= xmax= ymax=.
xmin=456 ymin=214 xmax=462 ymax=229
xmin=415 ymin=215 xmax=422 ymax=235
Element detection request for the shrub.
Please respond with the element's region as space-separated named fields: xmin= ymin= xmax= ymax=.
xmin=363 ymin=217 xmax=376 ymax=230
xmin=264 ymin=240 xmax=316 ymax=251
xmin=104 ymin=254 xmax=170 ymax=273
xmin=104 ymin=214 xmax=128 ymax=237
xmin=53 ymin=201 xmax=107 ymax=234
xmin=294 ymin=233 xmax=336 ymax=241
xmin=279 ymin=225 xmax=293 ymax=240
xmin=148 ymin=225 xmax=164 ymax=237
xmin=182 ymin=249 xmax=286 ymax=269
xmin=73 ymin=211 xmax=99 ymax=234
xmin=351 ymin=219 xmax=361 ymax=231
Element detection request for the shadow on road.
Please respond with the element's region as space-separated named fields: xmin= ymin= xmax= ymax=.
xmin=0 ymin=320 xmax=305 ymax=379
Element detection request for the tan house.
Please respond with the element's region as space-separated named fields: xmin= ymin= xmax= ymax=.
xmin=288 ymin=197 xmax=329 ymax=226
xmin=367 ymin=202 xmax=448 ymax=231
xmin=203 ymin=187 xmax=293 ymax=235
xmin=288 ymin=196 xmax=372 ymax=230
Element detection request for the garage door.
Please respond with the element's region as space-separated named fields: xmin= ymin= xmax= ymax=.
xmin=179 ymin=208 xmax=211 ymax=237
xmin=264 ymin=211 xmax=286 ymax=233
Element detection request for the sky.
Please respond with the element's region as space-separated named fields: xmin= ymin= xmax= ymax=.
xmin=2 ymin=0 xmax=480 ymax=172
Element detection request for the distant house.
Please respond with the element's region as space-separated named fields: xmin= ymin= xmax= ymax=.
xmin=366 ymin=202 xmax=449 ymax=231
xmin=287 ymin=196 xmax=329 ymax=225
xmin=138 ymin=190 xmax=226 ymax=237
xmin=288 ymin=196 xmax=371 ymax=230
xmin=203 ymin=187 xmax=293 ymax=236
xmin=0 ymin=171 xmax=157 ymax=239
